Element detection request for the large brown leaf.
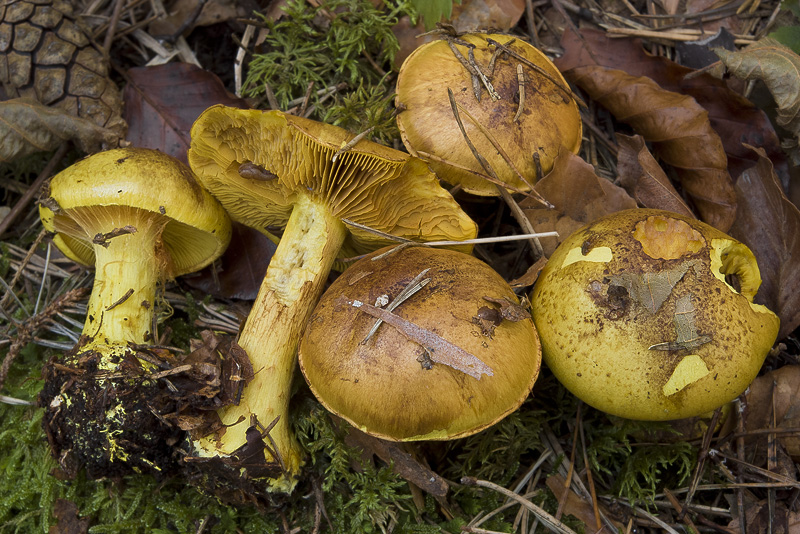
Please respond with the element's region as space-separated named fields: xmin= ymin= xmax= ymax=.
xmin=182 ymin=222 xmax=276 ymax=301
xmin=521 ymin=150 xmax=637 ymax=257
xmin=728 ymin=146 xmax=800 ymax=340
xmin=616 ymin=133 xmax=694 ymax=218
xmin=565 ymin=65 xmax=737 ymax=232
xmin=557 ymin=28 xmax=789 ymax=187
xmin=123 ymin=63 xmax=248 ymax=163
xmin=0 ymin=98 xmax=119 ymax=162
xmin=715 ymin=39 xmax=800 ymax=165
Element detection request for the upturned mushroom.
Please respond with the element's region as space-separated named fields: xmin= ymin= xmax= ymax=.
xmin=298 ymin=245 xmax=542 ymax=441
xmin=187 ymin=106 xmax=477 ymax=494
xmin=395 ymin=33 xmax=582 ymax=195
xmin=530 ymin=209 xmax=779 ymax=421
xmin=37 ymin=147 xmax=232 ymax=477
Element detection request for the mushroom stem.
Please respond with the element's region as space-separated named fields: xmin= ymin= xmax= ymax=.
xmin=194 ymin=193 xmax=347 ymax=492
xmin=60 ymin=206 xmax=167 ymax=366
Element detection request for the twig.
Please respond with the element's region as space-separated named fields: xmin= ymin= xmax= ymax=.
xmin=663 ymin=488 xmax=700 ymax=533
xmin=0 ymin=288 xmax=89 ymax=391
xmin=361 ymin=268 xmax=431 ymax=343
xmin=0 ymin=395 xmax=33 ymax=406
xmin=0 ymin=229 xmax=48 ymax=310
xmin=0 ymin=144 xmax=69 ymax=237
xmin=680 ymin=407 xmax=724 ymax=517
xmin=603 ymin=26 xmax=756 ymax=44
xmin=485 ymin=37 xmax=585 ymax=107
xmin=447 ymin=89 xmax=546 ymax=258
xmin=339 ymin=296 xmax=493 ymax=379
xmin=332 ymin=126 xmax=376 ymax=162
xmin=460 ymin=477 xmax=578 ymax=534
xmin=578 ymin=404 xmax=602 ymax=532
xmin=513 ymin=64 xmax=525 ymax=123
xmin=102 ymin=0 xmax=126 ymax=55
xmin=235 ymin=24 xmax=256 ymax=97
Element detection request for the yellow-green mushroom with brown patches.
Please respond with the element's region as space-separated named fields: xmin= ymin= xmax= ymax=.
xmin=38 ymin=148 xmax=232 ymax=478
xmin=530 ymin=209 xmax=779 ymax=421
xmin=186 ymin=106 xmax=477 ymax=497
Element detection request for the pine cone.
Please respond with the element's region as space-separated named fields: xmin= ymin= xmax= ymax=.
xmin=0 ymin=0 xmax=126 ymax=141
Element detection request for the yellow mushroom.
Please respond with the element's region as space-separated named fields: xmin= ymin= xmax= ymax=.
xmin=187 ymin=106 xmax=477 ymax=494
xmin=38 ymin=147 xmax=231 ymax=478
xmin=395 ymin=33 xmax=582 ymax=195
xmin=530 ymin=209 xmax=779 ymax=421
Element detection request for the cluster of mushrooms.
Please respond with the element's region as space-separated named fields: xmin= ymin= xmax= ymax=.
xmin=37 ymin=33 xmax=779 ymax=503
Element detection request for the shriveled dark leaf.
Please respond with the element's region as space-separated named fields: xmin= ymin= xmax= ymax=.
xmin=728 ymin=145 xmax=800 ymax=340
xmin=123 ymin=63 xmax=249 ymax=163
xmin=557 ymin=28 xmax=789 ymax=187
xmin=148 ymin=0 xmax=254 ymax=37
xmin=616 ymin=133 xmax=694 ymax=217
xmin=0 ymin=98 xmax=119 ymax=162
xmin=182 ymin=222 xmax=276 ymax=300
xmin=50 ymin=499 xmax=89 ymax=534
xmin=733 ymin=365 xmax=800 ymax=463
xmin=546 ymin=474 xmax=624 ymax=532
xmin=393 ymin=0 xmax=525 ymax=66
xmin=715 ymin=39 xmax=800 ymax=165
xmin=564 ymin=65 xmax=737 ymax=232
xmin=521 ymin=150 xmax=637 ymax=256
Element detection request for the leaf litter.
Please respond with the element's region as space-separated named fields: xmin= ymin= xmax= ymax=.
xmin=2 ymin=0 xmax=800 ymax=532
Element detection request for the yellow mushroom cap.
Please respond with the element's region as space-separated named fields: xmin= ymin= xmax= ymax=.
xmin=39 ymin=147 xmax=232 ymax=276
xmin=395 ymin=33 xmax=582 ymax=195
xmin=298 ymin=245 xmax=542 ymax=441
xmin=531 ymin=208 xmax=780 ymax=421
xmin=188 ymin=106 xmax=478 ymax=256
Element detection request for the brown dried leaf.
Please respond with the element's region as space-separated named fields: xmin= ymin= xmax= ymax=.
xmin=729 ymin=365 xmax=800 ymax=462
xmin=0 ymin=98 xmax=119 ymax=162
xmin=521 ymin=150 xmax=637 ymax=256
xmin=616 ymin=134 xmax=695 ymax=218
xmin=608 ymin=260 xmax=700 ymax=314
xmin=565 ymin=65 xmax=737 ymax=231
xmin=649 ymin=293 xmax=712 ymax=351
xmin=50 ymin=499 xmax=89 ymax=534
xmin=123 ymin=63 xmax=249 ymax=163
xmin=557 ymin=28 xmax=789 ymax=187
xmin=183 ymin=222 xmax=276 ymax=300
xmin=715 ymin=39 xmax=800 ymax=164
xmin=728 ymin=146 xmax=800 ymax=340
xmin=482 ymin=296 xmax=531 ymax=322
xmin=545 ymin=474 xmax=624 ymax=532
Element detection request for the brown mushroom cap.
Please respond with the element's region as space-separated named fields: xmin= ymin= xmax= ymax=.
xmin=298 ymin=245 xmax=542 ymax=441
xmin=188 ymin=106 xmax=477 ymax=255
xmin=531 ymin=209 xmax=780 ymax=421
xmin=39 ymin=147 xmax=231 ymax=276
xmin=395 ymin=33 xmax=582 ymax=195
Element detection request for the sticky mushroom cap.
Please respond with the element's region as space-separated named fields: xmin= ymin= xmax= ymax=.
xmin=39 ymin=147 xmax=231 ymax=275
xmin=395 ymin=33 xmax=582 ymax=195
xmin=531 ymin=208 xmax=780 ymax=421
xmin=188 ymin=106 xmax=477 ymax=255
xmin=298 ymin=245 xmax=542 ymax=441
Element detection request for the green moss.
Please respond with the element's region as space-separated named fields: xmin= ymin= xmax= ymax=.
xmin=243 ymin=0 xmax=413 ymax=141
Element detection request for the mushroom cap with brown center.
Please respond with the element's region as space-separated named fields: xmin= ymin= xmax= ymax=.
xmin=298 ymin=245 xmax=542 ymax=441
xmin=395 ymin=33 xmax=582 ymax=195
xmin=39 ymin=147 xmax=231 ymax=276
xmin=188 ymin=106 xmax=478 ymax=255
xmin=530 ymin=208 xmax=780 ymax=421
